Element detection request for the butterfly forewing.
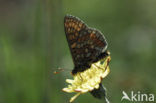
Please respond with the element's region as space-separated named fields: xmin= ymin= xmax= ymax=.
xmin=64 ymin=15 xmax=108 ymax=74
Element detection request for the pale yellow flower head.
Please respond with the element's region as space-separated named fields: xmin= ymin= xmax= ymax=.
xmin=62 ymin=56 xmax=111 ymax=102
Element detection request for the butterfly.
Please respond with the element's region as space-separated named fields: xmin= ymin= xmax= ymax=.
xmin=64 ymin=15 xmax=109 ymax=75
xmin=63 ymin=15 xmax=111 ymax=102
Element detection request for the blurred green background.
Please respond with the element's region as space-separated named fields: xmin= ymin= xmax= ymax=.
xmin=0 ymin=0 xmax=156 ymax=103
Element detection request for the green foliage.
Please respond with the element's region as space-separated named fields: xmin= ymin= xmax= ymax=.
xmin=0 ymin=0 xmax=156 ymax=103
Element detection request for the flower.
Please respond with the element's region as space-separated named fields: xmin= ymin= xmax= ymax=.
xmin=62 ymin=56 xmax=111 ymax=102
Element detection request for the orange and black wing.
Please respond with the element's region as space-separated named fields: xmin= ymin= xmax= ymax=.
xmin=64 ymin=15 xmax=108 ymax=74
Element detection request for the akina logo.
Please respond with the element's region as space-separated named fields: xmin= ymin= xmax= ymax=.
xmin=121 ymin=91 xmax=155 ymax=102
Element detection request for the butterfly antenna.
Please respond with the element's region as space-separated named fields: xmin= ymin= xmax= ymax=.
xmin=53 ymin=67 xmax=65 ymax=74
xmin=53 ymin=67 xmax=71 ymax=74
